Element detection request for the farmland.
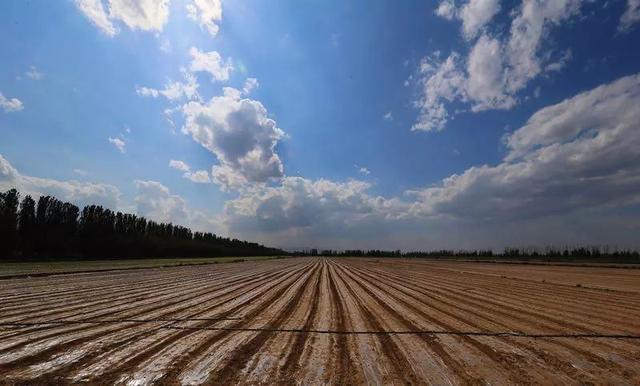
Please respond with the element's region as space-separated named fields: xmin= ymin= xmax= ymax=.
xmin=1 ymin=258 xmax=639 ymax=385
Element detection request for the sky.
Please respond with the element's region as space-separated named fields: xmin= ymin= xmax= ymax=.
xmin=1 ymin=0 xmax=640 ymax=251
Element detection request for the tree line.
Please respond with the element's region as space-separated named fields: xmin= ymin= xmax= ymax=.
xmin=0 ymin=189 xmax=284 ymax=259
xmin=297 ymin=246 xmax=640 ymax=263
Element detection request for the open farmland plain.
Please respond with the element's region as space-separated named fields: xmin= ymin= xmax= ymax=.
xmin=1 ymin=258 xmax=640 ymax=385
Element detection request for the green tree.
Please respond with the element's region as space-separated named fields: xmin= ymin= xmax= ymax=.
xmin=18 ymin=195 xmax=36 ymax=256
xmin=0 ymin=189 xmax=20 ymax=257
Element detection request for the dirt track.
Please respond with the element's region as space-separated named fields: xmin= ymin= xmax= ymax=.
xmin=1 ymin=257 xmax=639 ymax=385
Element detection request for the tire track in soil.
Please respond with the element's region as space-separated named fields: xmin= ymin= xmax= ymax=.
xmin=329 ymin=260 xmax=420 ymax=385
xmin=335 ymin=261 xmax=487 ymax=385
xmin=340 ymin=260 xmax=540 ymax=383
xmin=350 ymin=260 xmax=638 ymax=381
xmin=326 ymin=259 xmax=355 ymax=385
xmin=0 ymin=266 xmax=242 ymax=322
xmin=117 ymin=261 xmax=314 ymax=385
xmin=350 ymin=263 xmax=597 ymax=383
xmin=0 ymin=263 xmax=285 ymax=358
xmin=205 ymin=261 xmax=322 ymax=384
xmin=0 ymin=262 xmax=304 ymax=380
xmin=273 ymin=259 xmax=324 ymax=381
xmin=0 ymin=264 xmax=269 ymax=342
xmin=363 ymin=262 xmax=630 ymax=335
xmin=396 ymin=261 xmax=640 ymax=315
xmin=354 ymin=261 xmax=640 ymax=373
xmin=53 ymin=261 xmax=311 ymax=384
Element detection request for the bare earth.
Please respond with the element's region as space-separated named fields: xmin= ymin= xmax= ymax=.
xmin=1 ymin=257 xmax=639 ymax=385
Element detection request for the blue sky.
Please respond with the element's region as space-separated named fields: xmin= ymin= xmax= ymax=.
xmin=1 ymin=0 xmax=640 ymax=251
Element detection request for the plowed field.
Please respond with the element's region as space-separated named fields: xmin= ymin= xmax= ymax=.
xmin=1 ymin=258 xmax=639 ymax=385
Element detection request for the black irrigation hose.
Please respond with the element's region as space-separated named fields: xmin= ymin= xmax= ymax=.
xmin=2 ymin=319 xmax=640 ymax=339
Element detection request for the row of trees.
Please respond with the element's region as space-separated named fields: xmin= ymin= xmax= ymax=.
xmin=296 ymin=246 xmax=640 ymax=262
xmin=0 ymin=189 xmax=284 ymax=259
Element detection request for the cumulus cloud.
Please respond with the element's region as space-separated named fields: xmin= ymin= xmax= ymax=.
xmin=410 ymin=73 xmax=640 ymax=221
xmin=225 ymin=74 xmax=640 ymax=249
xmin=134 ymin=179 xmax=221 ymax=232
xmin=503 ymin=0 xmax=582 ymax=94
xmin=136 ymin=71 xmax=200 ymax=101
xmin=413 ymin=52 xmax=467 ymax=131
xmin=434 ymin=0 xmax=501 ymax=39
xmin=459 ymin=0 xmax=501 ymax=39
xmin=108 ymin=0 xmax=170 ymax=32
xmin=0 ymin=92 xmax=23 ymax=113
xmin=414 ymin=0 xmax=583 ymax=131
xmin=189 ymin=47 xmax=233 ymax=82
xmin=466 ymin=34 xmax=516 ymax=111
xmin=0 ymin=154 xmax=120 ymax=209
xmin=169 ymin=159 xmax=190 ymax=172
xmin=435 ymin=0 xmax=456 ymax=20
xmin=134 ymin=180 xmax=189 ymax=223
xmin=75 ymin=0 xmax=118 ymax=36
xmin=383 ymin=111 xmax=393 ymax=121
xmin=75 ymin=0 xmax=170 ymax=36
xmin=186 ymin=0 xmax=222 ymax=37
xmin=620 ymin=0 xmax=640 ymax=32
xmin=181 ymin=87 xmax=285 ymax=190
xmin=108 ymin=137 xmax=126 ymax=153
xmin=225 ymin=177 xmax=405 ymax=234
xmin=168 ymin=159 xmax=211 ymax=183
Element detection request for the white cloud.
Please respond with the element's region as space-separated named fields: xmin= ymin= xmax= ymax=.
xmin=136 ymin=71 xmax=200 ymax=101
xmin=0 ymin=154 xmax=121 ymax=209
xmin=356 ymin=165 xmax=371 ymax=175
xmin=435 ymin=0 xmax=456 ymax=20
xmin=618 ymin=0 xmax=640 ymax=32
xmin=459 ymin=0 xmax=501 ymax=39
xmin=108 ymin=0 xmax=170 ymax=32
xmin=108 ymin=137 xmax=126 ymax=153
xmin=169 ymin=159 xmax=190 ymax=172
xmin=25 ymin=66 xmax=45 ymax=80
xmin=181 ymin=87 xmax=285 ymax=190
xmin=136 ymin=86 xmax=160 ymax=98
xmin=75 ymin=0 xmax=118 ymax=36
xmin=410 ymin=73 xmax=640 ymax=221
xmin=168 ymin=159 xmax=211 ymax=183
xmin=134 ymin=180 xmax=189 ymax=223
xmin=434 ymin=0 xmax=500 ymax=39
xmin=189 ymin=47 xmax=233 ymax=82
xmin=503 ymin=0 xmax=583 ymax=94
xmin=75 ymin=0 xmax=170 ymax=36
xmin=620 ymin=0 xmax=640 ymax=32
xmin=186 ymin=0 xmax=222 ymax=37
xmin=225 ymin=177 xmax=404 ymax=235
xmin=545 ymin=49 xmax=573 ymax=73
xmin=134 ymin=179 xmax=221 ymax=232
xmin=242 ymin=78 xmax=259 ymax=95
xmin=185 ymin=169 xmax=211 ymax=183
xmin=413 ymin=52 xmax=467 ymax=131
xmin=466 ymin=34 xmax=516 ymax=111
xmin=225 ymin=74 xmax=640 ymax=249
xmin=383 ymin=111 xmax=393 ymax=121
xmin=414 ymin=0 xmax=583 ymax=131
xmin=0 ymin=92 xmax=23 ymax=113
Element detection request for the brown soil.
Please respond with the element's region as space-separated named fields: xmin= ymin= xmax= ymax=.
xmin=0 ymin=257 xmax=639 ymax=385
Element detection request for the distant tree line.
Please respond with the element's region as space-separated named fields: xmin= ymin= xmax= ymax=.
xmin=0 ymin=189 xmax=284 ymax=259
xmin=297 ymin=246 xmax=640 ymax=263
